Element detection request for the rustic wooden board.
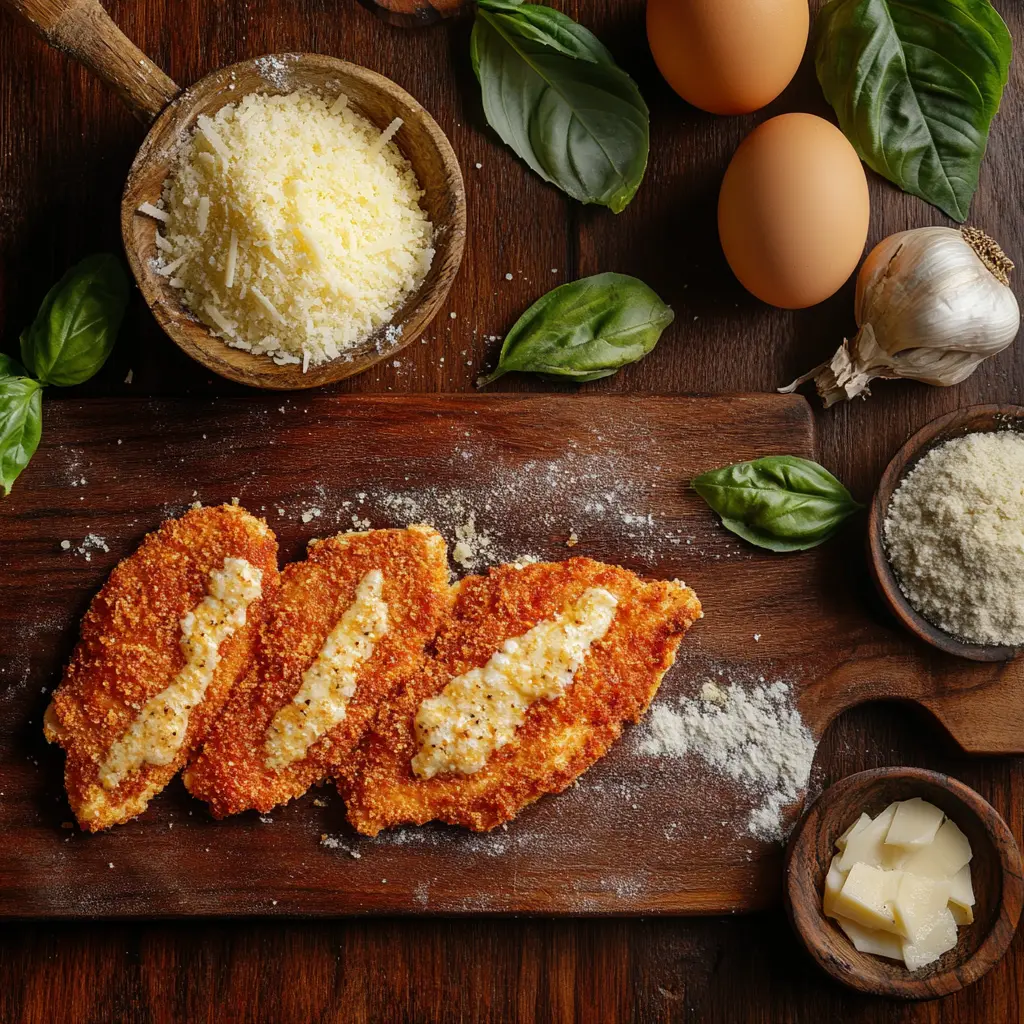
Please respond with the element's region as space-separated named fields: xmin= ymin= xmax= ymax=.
xmin=1 ymin=393 xmax=1021 ymax=918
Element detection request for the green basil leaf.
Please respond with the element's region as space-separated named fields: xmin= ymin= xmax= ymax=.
xmin=476 ymin=0 xmax=615 ymax=64
xmin=0 ymin=354 xmax=29 ymax=377
xmin=815 ymin=0 xmax=1011 ymax=222
xmin=692 ymin=456 xmax=862 ymax=553
xmin=472 ymin=2 xmax=649 ymax=213
xmin=478 ymin=272 xmax=673 ymax=386
xmin=20 ymin=253 xmax=130 ymax=387
xmin=0 ymin=373 xmax=42 ymax=496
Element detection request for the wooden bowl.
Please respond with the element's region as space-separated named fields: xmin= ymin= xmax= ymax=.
xmin=122 ymin=55 xmax=466 ymax=389
xmin=868 ymin=405 xmax=1024 ymax=662
xmin=785 ymin=767 xmax=1023 ymax=999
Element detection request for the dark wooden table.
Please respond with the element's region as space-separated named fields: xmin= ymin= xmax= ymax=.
xmin=1 ymin=1 xmax=1022 ymax=1020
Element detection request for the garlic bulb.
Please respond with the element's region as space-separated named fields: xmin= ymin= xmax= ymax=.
xmin=782 ymin=227 xmax=1020 ymax=407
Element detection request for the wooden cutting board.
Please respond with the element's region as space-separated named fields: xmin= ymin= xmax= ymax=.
xmin=1 ymin=394 xmax=1021 ymax=918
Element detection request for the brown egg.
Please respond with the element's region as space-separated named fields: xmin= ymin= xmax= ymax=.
xmin=647 ymin=0 xmax=809 ymax=115
xmin=718 ymin=114 xmax=870 ymax=310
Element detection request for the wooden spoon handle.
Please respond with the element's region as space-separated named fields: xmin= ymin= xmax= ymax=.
xmin=356 ymin=0 xmax=473 ymax=27
xmin=2 ymin=0 xmax=179 ymax=122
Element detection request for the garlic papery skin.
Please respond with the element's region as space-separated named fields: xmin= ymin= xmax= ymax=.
xmin=782 ymin=227 xmax=1020 ymax=407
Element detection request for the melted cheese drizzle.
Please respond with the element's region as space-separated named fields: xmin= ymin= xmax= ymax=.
xmin=411 ymin=587 xmax=619 ymax=780
xmin=264 ymin=569 xmax=388 ymax=770
xmin=98 ymin=557 xmax=263 ymax=790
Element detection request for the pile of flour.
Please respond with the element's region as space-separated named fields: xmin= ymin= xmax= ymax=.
xmin=640 ymin=679 xmax=817 ymax=841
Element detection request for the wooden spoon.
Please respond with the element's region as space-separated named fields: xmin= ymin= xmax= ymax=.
xmin=4 ymin=0 xmax=466 ymax=390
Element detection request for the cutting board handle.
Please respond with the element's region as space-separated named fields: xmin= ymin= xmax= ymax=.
xmin=803 ymin=653 xmax=1024 ymax=756
xmin=2 ymin=0 xmax=179 ymax=122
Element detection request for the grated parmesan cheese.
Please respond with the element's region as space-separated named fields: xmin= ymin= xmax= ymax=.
xmin=884 ymin=430 xmax=1024 ymax=645
xmin=157 ymin=91 xmax=434 ymax=369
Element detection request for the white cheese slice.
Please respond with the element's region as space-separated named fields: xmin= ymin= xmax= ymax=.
xmin=837 ymin=802 xmax=899 ymax=871
xmin=948 ymin=863 xmax=975 ymax=925
xmin=411 ymin=587 xmax=618 ymax=779
xmin=836 ymin=812 xmax=872 ymax=852
xmin=902 ymin=906 xmax=959 ymax=971
xmin=834 ymin=915 xmax=904 ymax=961
xmin=900 ymin=818 xmax=972 ymax=879
xmin=885 ymin=798 xmax=945 ymax=848
xmin=892 ymin=872 xmax=952 ymax=944
xmin=823 ymin=855 xmax=847 ymax=919
xmin=98 ymin=557 xmax=263 ymax=789
xmin=264 ymin=569 xmax=388 ymax=770
xmin=833 ymin=863 xmax=903 ymax=934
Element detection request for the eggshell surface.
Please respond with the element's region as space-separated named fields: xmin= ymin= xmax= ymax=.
xmin=718 ymin=114 xmax=870 ymax=310
xmin=647 ymin=0 xmax=809 ymax=115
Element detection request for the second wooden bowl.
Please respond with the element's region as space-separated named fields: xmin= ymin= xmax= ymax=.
xmin=868 ymin=404 xmax=1024 ymax=662
xmin=785 ymin=767 xmax=1023 ymax=999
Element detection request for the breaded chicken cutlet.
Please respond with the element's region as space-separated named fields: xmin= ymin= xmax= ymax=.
xmin=43 ymin=504 xmax=279 ymax=832
xmin=341 ymin=558 xmax=702 ymax=835
xmin=184 ymin=526 xmax=451 ymax=817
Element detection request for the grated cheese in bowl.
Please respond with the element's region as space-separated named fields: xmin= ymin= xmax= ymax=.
xmin=146 ymin=90 xmax=434 ymax=370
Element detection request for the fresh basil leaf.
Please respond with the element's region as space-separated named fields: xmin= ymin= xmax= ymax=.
xmin=0 ymin=373 xmax=42 ymax=496
xmin=472 ymin=2 xmax=649 ymax=213
xmin=478 ymin=273 xmax=673 ymax=386
xmin=692 ymin=456 xmax=862 ymax=552
xmin=476 ymin=0 xmax=615 ymax=64
xmin=815 ymin=0 xmax=1011 ymax=222
xmin=20 ymin=253 xmax=129 ymax=387
xmin=0 ymin=354 xmax=28 ymax=377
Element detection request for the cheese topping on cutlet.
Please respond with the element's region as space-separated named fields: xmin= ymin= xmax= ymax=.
xmin=411 ymin=586 xmax=619 ymax=779
xmin=264 ymin=569 xmax=389 ymax=770
xmin=98 ymin=557 xmax=263 ymax=790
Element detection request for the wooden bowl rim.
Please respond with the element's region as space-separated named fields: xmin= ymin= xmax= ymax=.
xmin=868 ymin=404 xmax=1024 ymax=662
xmin=784 ymin=766 xmax=1024 ymax=1000
xmin=120 ymin=53 xmax=466 ymax=390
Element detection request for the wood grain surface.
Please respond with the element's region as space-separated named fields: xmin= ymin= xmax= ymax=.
xmin=0 ymin=0 xmax=1022 ymax=1019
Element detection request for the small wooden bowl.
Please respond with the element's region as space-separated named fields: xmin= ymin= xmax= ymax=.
xmin=122 ymin=55 xmax=466 ymax=390
xmin=785 ymin=767 xmax=1023 ymax=999
xmin=868 ymin=404 xmax=1024 ymax=662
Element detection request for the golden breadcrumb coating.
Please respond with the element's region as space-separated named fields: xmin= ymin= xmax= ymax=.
xmin=183 ymin=526 xmax=452 ymax=818
xmin=43 ymin=505 xmax=279 ymax=832
xmin=340 ymin=558 xmax=702 ymax=835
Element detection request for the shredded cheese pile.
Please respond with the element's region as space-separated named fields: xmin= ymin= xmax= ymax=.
xmin=152 ymin=90 xmax=434 ymax=370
